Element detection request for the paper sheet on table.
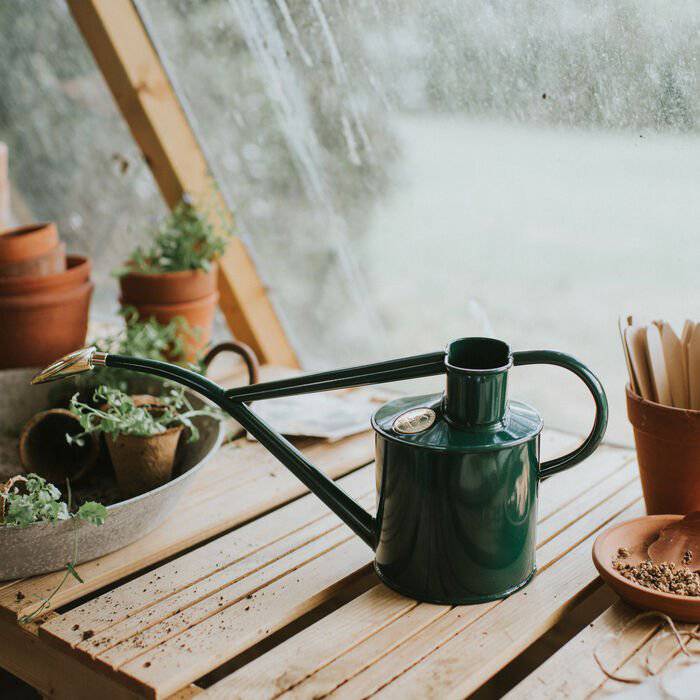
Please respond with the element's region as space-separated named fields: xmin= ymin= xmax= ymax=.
xmin=247 ymin=389 xmax=390 ymax=442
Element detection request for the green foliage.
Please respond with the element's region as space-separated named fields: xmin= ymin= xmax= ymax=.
xmin=1 ymin=475 xmax=69 ymax=527
xmin=1 ymin=474 xmax=107 ymax=624
xmin=75 ymin=501 xmax=108 ymax=527
xmin=1 ymin=474 xmax=107 ymax=529
xmin=85 ymin=309 xmax=203 ymax=394
xmin=68 ymin=385 xmax=218 ymax=444
xmin=119 ymin=199 xmax=228 ymax=275
xmin=102 ymin=308 xmax=193 ymax=363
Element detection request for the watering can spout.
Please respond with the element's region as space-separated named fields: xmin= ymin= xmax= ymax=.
xmin=32 ymin=347 xmax=394 ymax=549
xmin=31 ymin=346 xmax=108 ymax=384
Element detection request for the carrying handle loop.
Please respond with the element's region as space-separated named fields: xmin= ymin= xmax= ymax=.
xmin=203 ymin=341 xmax=259 ymax=405
xmin=513 ymin=350 xmax=608 ymax=480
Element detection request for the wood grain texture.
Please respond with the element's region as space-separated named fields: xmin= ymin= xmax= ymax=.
xmin=67 ymin=0 xmax=297 ymax=366
xmin=504 ymin=599 xmax=658 ymax=699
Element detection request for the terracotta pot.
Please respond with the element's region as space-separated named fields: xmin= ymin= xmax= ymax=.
xmin=627 ymin=386 xmax=700 ymax=515
xmin=106 ymin=425 xmax=184 ymax=499
xmin=0 ymin=281 xmax=93 ymax=369
xmin=121 ymin=291 xmax=219 ymax=361
xmin=0 ymin=255 xmax=89 ymax=297
xmin=0 ymin=241 xmax=66 ymax=278
xmin=119 ymin=263 xmax=218 ymax=305
xmin=19 ymin=408 xmax=99 ymax=484
xmin=0 ymin=223 xmax=59 ymax=263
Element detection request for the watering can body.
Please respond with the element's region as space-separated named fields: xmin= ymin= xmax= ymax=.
xmin=33 ymin=337 xmax=608 ymax=605
xmin=372 ymin=393 xmax=541 ymax=603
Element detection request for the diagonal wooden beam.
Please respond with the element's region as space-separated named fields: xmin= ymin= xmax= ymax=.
xmin=67 ymin=0 xmax=298 ymax=367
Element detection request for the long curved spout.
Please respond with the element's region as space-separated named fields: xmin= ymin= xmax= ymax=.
xmin=32 ymin=348 xmax=378 ymax=548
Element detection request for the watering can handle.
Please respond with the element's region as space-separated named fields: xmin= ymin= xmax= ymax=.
xmin=512 ymin=350 xmax=608 ymax=480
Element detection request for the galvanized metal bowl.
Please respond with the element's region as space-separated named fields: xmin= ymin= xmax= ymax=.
xmin=0 ymin=368 xmax=224 ymax=580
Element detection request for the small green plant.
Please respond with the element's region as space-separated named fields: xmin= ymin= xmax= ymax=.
xmin=0 ymin=475 xmax=107 ymax=623
xmin=118 ymin=198 xmax=228 ymax=275
xmin=68 ymin=385 xmax=218 ymax=444
xmin=0 ymin=475 xmax=106 ymax=528
xmin=96 ymin=307 xmax=201 ymax=366
xmin=81 ymin=309 xmax=203 ymax=394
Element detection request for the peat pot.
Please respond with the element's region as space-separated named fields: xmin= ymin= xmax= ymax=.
xmin=35 ymin=337 xmax=608 ymax=604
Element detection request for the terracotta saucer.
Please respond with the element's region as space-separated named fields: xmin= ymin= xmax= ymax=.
xmin=592 ymin=514 xmax=700 ymax=622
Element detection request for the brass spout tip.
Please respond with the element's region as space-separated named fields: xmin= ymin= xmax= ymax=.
xmin=31 ymin=347 xmax=108 ymax=385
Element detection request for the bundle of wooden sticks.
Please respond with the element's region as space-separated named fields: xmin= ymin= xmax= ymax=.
xmin=619 ymin=317 xmax=700 ymax=409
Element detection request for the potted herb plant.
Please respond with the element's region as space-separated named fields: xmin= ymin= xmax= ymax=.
xmin=0 ymin=474 xmax=106 ymax=622
xmin=116 ymin=199 xmax=228 ymax=360
xmin=68 ymin=385 xmax=217 ymax=498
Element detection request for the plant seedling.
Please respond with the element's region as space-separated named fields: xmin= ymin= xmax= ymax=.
xmin=67 ymin=384 xmax=219 ymax=445
xmin=116 ymin=198 xmax=229 ymax=275
xmin=0 ymin=475 xmax=107 ymax=623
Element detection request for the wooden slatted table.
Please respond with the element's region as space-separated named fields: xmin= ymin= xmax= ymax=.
xmin=506 ymin=585 xmax=698 ymax=698
xmin=0 ymin=391 xmax=641 ymax=699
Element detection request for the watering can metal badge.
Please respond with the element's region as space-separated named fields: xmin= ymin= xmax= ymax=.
xmin=34 ymin=336 xmax=607 ymax=604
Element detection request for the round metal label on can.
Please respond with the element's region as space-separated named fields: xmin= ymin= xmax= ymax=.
xmin=392 ymin=408 xmax=436 ymax=435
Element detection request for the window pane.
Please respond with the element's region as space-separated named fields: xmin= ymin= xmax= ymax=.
xmin=0 ymin=0 xmax=165 ymax=315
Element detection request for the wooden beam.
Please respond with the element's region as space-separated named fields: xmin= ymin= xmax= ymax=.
xmin=67 ymin=0 xmax=298 ymax=367
xmin=0 ymin=143 xmax=9 ymax=228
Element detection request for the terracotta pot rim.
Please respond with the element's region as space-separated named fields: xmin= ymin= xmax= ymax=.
xmin=0 ymin=255 xmax=89 ymax=293
xmin=0 ymin=222 xmax=54 ymax=238
xmin=120 ymin=265 xmax=217 ymax=281
xmin=626 ymin=384 xmax=700 ymax=416
xmin=593 ymin=514 xmax=697 ymax=603
xmin=0 ymin=280 xmax=93 ymax=309
xmin=0 ymin=223 xmax=58 ymax=262
xmin=0 ymin=241 xmax=66 ymax=276
xmin=120 ymin=290 xmax=219 ymax=312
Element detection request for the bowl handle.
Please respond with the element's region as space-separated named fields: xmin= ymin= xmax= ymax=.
xmin=203 ymin=341 xmax=259 ymax=389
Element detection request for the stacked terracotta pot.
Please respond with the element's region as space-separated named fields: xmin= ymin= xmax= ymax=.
xmin=119 ymin=264 xmax=219 ymax=361
xmin=0 ymin=223 xmax=92 ymax=369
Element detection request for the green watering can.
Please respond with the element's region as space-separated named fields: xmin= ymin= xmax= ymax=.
xmin=33 ymin=337 xmax=607 ymax=604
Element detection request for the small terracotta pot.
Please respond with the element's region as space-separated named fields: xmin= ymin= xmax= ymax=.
xmin=627 ymin=386 xmax=700 ymax=515
xmin=19 ymin=408 xmax=99 ymax=484
xmin=121 ymin=291 xmax=219 ymax=361
xmin=0 ymin=223 xmax=59 ymax=263
xmin=0 ymin=255 xmax=90 ymax=297
xmin=0 ymin=280 xmax=93 ymax=369
xmin=105 ymin=425 xmax=184 ymax=499
xmin=0 ymin=241 xmax=66 ymax=278
xmin=119 ymin=263 xmax=218 ymax=305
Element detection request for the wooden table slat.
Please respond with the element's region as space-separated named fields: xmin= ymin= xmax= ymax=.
xmin=505 ymin=599 xmax=657 ymax=699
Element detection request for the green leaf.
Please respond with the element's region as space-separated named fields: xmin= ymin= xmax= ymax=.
xmin=66 ymin=563 xmax=84 ymax=583
xmin=76 ymin=502 xmax=107 ymax=526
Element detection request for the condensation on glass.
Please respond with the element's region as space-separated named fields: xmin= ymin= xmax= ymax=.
xmin=136 ymin=0 xmax=699 ymax=442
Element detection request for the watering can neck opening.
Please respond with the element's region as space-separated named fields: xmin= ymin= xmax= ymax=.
xmin=442 ymin=337 xmax=513 ymax=428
